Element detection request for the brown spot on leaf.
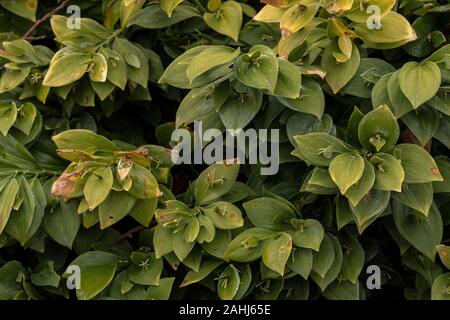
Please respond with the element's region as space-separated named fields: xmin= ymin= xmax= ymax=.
xmin=27 ymin=0 xmax=37 ymax=9
xmin=281 ymin=28 xmax=292 ymax=40
xmin=432 ymin=167 xmax=440 ymax=176
xmin=51 ymin=173 xmax=75 ymax=197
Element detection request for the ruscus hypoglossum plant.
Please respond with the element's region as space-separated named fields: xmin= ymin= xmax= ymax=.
xmin=0 ymin=0 xmax=449 ymax=301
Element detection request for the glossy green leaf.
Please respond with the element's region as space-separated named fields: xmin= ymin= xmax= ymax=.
xmin=371 ymin=153 xmax=405 ymax=192
xmin=204 ymin=1 xmax=242 ymax=42
xmin=399 ymin=61 xmax=441 ymax=109
xmin=234 ymin=45 xmax=278 ymax=93
xmin=358 ymin=105 xmax=399 ymax=152
xmin=395 ymin=144 xmax=443 ymax=184
xmin=68 ymin=251 xmax=119 ymax=300
xmin=262 ymin=232 xmax=292 ymax=276
xmin=393 ymin=200 xmax=442 ymax=260
xmin=329 ymin=153 xmax=364 ymax=194
xmin=321 ymin=39 xmax=360 ymax=94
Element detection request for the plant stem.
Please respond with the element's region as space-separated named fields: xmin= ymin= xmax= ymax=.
xmin=22 ymin=0 xmax=71 ymax=40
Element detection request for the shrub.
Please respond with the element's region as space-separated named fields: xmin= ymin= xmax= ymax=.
xmin=0 ymin=0 xmax=449 ymax=300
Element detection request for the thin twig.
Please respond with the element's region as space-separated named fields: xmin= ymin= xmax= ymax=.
xmin=22 ymin=0 xmax=71 ymax=40
xmin=25 ymin=35 xmax=50 ymax=41
xmin=116 ymin=226 xmax=146 ymax=243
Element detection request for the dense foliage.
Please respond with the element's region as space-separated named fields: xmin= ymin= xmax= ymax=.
xmin=0 ymin=0 xmax=449 ymax=300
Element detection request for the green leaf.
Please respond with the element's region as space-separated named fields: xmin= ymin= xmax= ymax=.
xmin=202 ymin=201 xmax=243 ymax=230
xmin=84 ymin=167 xmax=113 ymax=210
xmin=345 ymin=159 xmax=375 ymax=207
xmin=353 ymin=11 xmax=416 ymax=48
xmin=89 ymin=53 xmax=108 ymax=82
xmin=68 ymin=251 xmax=118 ymax=300
xmin=127 ymin=164 xmax=160 ymax=199
xmin=0 ymin=67 xmax=30 ymax=93
xmin=336 ymin=194 xmax=355 ymax=230
xmin=128 ymin=252 xmax=163 ymax=286
xmin=175 ymin=86 xmax=217 ymax=126
xmin=431 ymin=273 xmax=450 ymax=300
xmin=195 ymin=162 xmax=239 ymax=205
xmin=50 ymin=15 xmax=113 ymax=49
xmin=202 ymin=229 xmax=231 ymax=259
xmin=436 ymin=245 xmax=450 ymax=269
xmin=290 ymin=219 xmax=324 ymax=252
xmin=311 ymin=233 xmax=335 ymax=278
xmin=329 ymin=153 xmax=364 ymax=194
xmin=402 ymin=105 xmax=440 ymax=147
xmin=13 ymin=177 xmax=46 ymax=244
xmin=0 ymin=179 xmax=19 ymax=235
xmin=219 ymin=87 xmax=263 ymax=129
xmin=399 ymin=61 xmax=441 ymax=109
xmin=433 ymin=156 xmax=450 ymax=193
xmin=159 ymin=46 xmax=231 ymax=89
xmin=172 ymin=228 xmax=195 ymax=261
xmin=350 ymin=189 xmax=390 ymax=227
xmin=223 ymin=228 xmax=275 ymax=262
xmin=287 ymin=247 xmax=313 ymax=280
xmin=276 ymin=78 xmax=325 ymax=119
xmin=4 ymin=176 xmax=35 ymax=245
xmin=342 ymin=58 xmax=395 ymax=98
xmin=323 ymin=280 xmax=360 ymax=300
xmin=386 ymin=71 xmax=414 ymax=118
xmin=340 ymin=234 xmax=365 ymax=284
xmin=197 ymin=214 xmax=216 ymax=243
xmin=119 ymin=0 xmax=145 ymax=28
xmin=358 ymin=105 xmax=399 ymax=152
xmin=321 ymin=39 xmax=360 ymax=94
xmin=185 ymin=217 xmax=200 ymax=243
xmin=305 ymin=167 xmax=339 ymax=194
xmin=0 ymin=102 xmax=17 ymax=136
xmin=279 ymin=0 xmax=320 ymax=38
xmin=234 ymin=45 xmax=278 ymax=93
xmin=371 ymin=153 xmax=405 ymax=192
xmin=13 ymin=102 xmax=36 ymax=135
xmin=274 ymin=59 xmax=302 ymax=99
xmin=52 ymin=129 xmax=119 ymax=152
xmin=393 ymin=200 xmax=442 ymax=260
xmin=42 ymin=200 xmax=80 ymax=249
xmin=204 ymin=1 xmax=242 ymax=42
xmin=153 ymin=224 xmax=174 ymax=258
xmin=99 ymin=191 xmax=137 ymax=229
xmin=395 ymin=144 xmax=443 ymax=184
xmin=392 ymin=183 xmax=433 ymax=218
xmin=128 ymin=4 xmax=201 ymax=29
xmin=180 ymin=258 xmax=223 ymax=287
xmin=145 ymin=277 xmax=175 ymax=300
xmin=293 ymin=132 xmax=353 ymax=166
xmin=186 ymin=46 xmax=240 ymax=83
xmin=346 ymin=106 xmax=364 ymax=147
xmin=243 ymin=197 xmax=296 ymax=231
xmin=100 ymin=48 xmax=128 ymax=90
xmin=343 ymin=0 xmax=395 ymax=23
xmin=234 ymin=263 xmax=252 ymax=300
xmin=129 ymin=198 xmax=158 ymax=227
xmin=0 ymin=261 xmax=26 ymax=299
xmin=31 ymin=261 xmax=60 ymax=288
xmin=311 ymin=234 xmax=343 ymax=291
xmin=113 ymin=38 xmax=149 ymax=88
xmin=262 ymin=232 xmax=292 ymax=276
xmin=1 ymin=0 xmax=37 ymax=21
xmin=217 ymin=265 xmax=240 ymax=300
xmin=43 ymin=52 xmax=91 ymax=87
xmin=161 ymin=0 xmax=184 ymax=17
